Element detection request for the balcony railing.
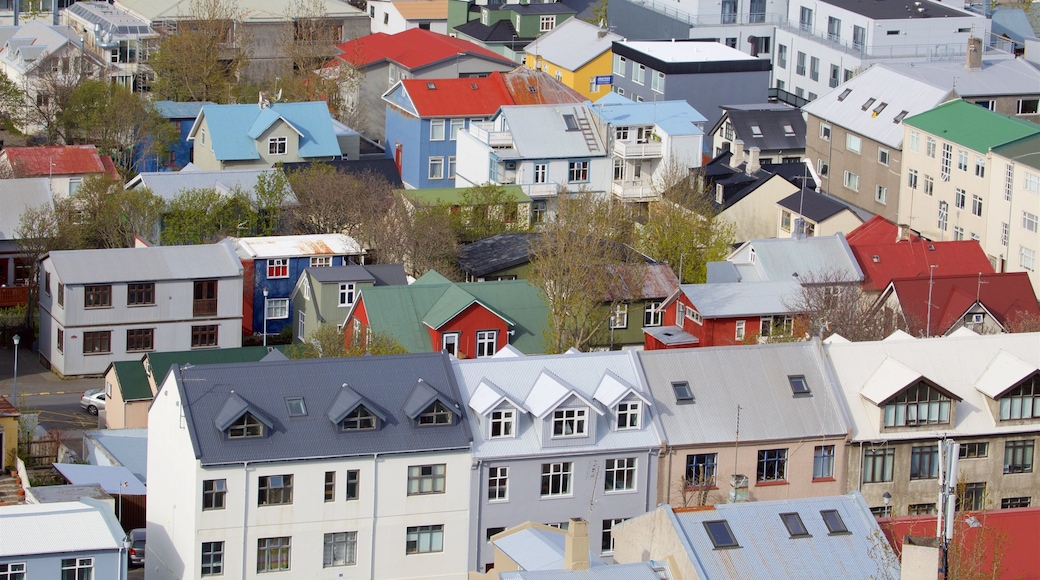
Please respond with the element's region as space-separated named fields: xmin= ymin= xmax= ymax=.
xmin=612 ymin=180 xmax=659 ymax=201
xmin=0 ymin=285 xmax=28 ymax=308
xmin=519 ymin=182 xmax=559 ymax=198
xmin=629 ymin=0 xmax=784 ymax=27
xmin=776 ymin=20 xmax=1002 ymax=60
xmin=469 ymin=123 xmax=513 ymax=148
xmin=614 ymin=140 xmax=663 ymax=159
xmin=193 ymin=299 xmax=217 ymax=317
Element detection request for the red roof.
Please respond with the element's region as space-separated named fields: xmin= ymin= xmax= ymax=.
xmin=400 ymin=74 xmax=514 ymax=117
xmin=851 ymin=240 xmax=994 ymax=292
xmin=846 ymin=215 xmax=923 ymax=245
xmin=2 ymin=145 xmax=106 ymax=177
xmin=100 ymin=156 xmax=120 ymax=181
xmin=334 ymin=29 xmax=514 ymax=70
xmin=499 ymin=67 xmax=585 ymax=105
xmin=890 ymin=272 xmax=1040 ymax=335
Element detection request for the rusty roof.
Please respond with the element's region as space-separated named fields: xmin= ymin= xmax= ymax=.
xmin=393 ymin=0 xmax=448 ymax=20
xmin=500 ymin=66 xmax=585 ymax=105
xmin=2 ymin=145 xmax=106 ymax=177
xmin=606 ymin=263 xmax=680 ymax=301
xmin=0 ymin=395 xmax=20 ymax=417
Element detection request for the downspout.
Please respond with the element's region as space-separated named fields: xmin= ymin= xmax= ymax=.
xmin=664 ymin=444 xmax=673 ymax=505
xmin=369 ymin=453 xmax=379 ymax=580
xmin=644 ymin=447 xmax=655 ymax=512
xmin=241 ymin=461 xmax=251 ymax=577
xmin=857 ymin=441 xmax=864 ymax=492
xmin=473 ymin=458 xmax=483 ymax=572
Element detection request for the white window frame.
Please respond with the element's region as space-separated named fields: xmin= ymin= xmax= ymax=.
xmin=1023 ymin=211 xmax=1039 ymax=233
xmin=843 ymin=170 xmax=859 ymax=192
xmin=266 ymin=298 xmax=289 ymax=319
xmin=61 ymin=558 xmax=94 ymax=578
xmin=539 ymin=15 xmax=556 ymax=31
xmin=0 ymin=563 xmax=26 ymax=579
xmin=735 ymin=319 xmax=745 ymax=341
xmin=267 ymin=258 xmax=289 ymax=278
xmin=541 ymin=462 xmax=573 ymax=497
xmin=1021 ymin=246 xmax=1036 ymax=271
xmin=268 ymin=136 xmax=287 ymax=155
xmin=430 ymin=118 xmax=446 ymax=141
xmin=568 ymin=160 xmax=589 ymax=183
xmin=633 ymin=63 xmax=645 ymax=85
xmin=610 ymin=303 xmax=628 ymax=329
xmin=616 ymin=401 xmax=640 ymax=430
xmin=429 ymin=157 xmax=445 ymax=180
xmin=323 ymin=532 xmax=357 ymax=567
xmin=476 ymin=330 xmax=497 ymax=357
xmin=878 ymin=147 xmax=889 ymax=165
xmin=819 ymin=122 xmax=831 ymax=141
xmin=490 ymin=408 xmax=515 ymax=438
xmin=449 ymin=118 xmax=465 ymax=140
xmin=971 ymin=194 xmax=983 ymax=217
xmin=339 ymin=283 xmax=355 ymax=307
xmin=845 ymin=133 xmax=861 ymax=154
xmin=448 ymin=156 xmax=456 ymax=179
xmin=406 ymin=525 xmax=444 ymax=554
xmin=604 ymin=457 xmax=636 ymax=492
xmin=909 ymin=130 xmax=919 ymax=152
xmin=612 ymin=54 xmax=626 ymax=76
xmin=651 ymin=70 xmax=664 ymax=93
xmin=975 ymin=156 xmax=985 ymax=178
xmin=310 ymin=256 xmax=332 ymax=268
xmin=1025 ymin=172 xmax=1040 ymax=194
xmin=643 ymin=301 xmax=662 ymax=326
xmin=552 ymin=408 xmax=587 ymax=438
xmin=440 ymin=332 xmax=459 ymax=356
xmin=875 ymin=185 xmax=887 ymax=205
xmin=488 ymin=466 xmax=508 ymax=500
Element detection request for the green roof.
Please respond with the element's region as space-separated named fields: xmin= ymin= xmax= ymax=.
xmin=992 ymin=133 xmax=1040 ymax=172
xmin=399 ymin=185 xmax=532 ymax=206
xmin=146 ymin=346 xmax=279 ymax=384
xmin=112 ymin=360 xmax=151 ymax=401
xmin=359 ymin=274 xmax=548 ymax=354
xmin=903 ymin=99 xmax=1040 ymax=153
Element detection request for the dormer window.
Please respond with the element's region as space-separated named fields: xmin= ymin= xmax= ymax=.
xmin=883 ymin=382 xmax=951 ymax=427
xmin=418 ymin=401 xmax=454 ymax=426
xmin=552 ymin=408 xmax=587 ymax=437
xmin=490 ymin=409 xmax=514 ymax=438
xmin=342 ymin=406 xmax=377 ymax=430
xmin=228 ymin=413 xmax=264 ymax=438
xmin=616 ymin=402 xmax=640 ymax=430
xmin=999 ymin=377 xmax=1039 ymax=420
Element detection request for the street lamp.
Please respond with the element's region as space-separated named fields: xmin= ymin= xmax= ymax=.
xmin=262 ymin=288 xmax=269 ymax=348
xmin=882 ymin=491 xmax=892 ymax=517
xmin=12 ymin=334 xmax=19 ymax=404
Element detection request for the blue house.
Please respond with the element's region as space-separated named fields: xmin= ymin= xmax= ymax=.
xmin=138 ymin=101 xmax=215 ymax=173
xmin=231 ymin=234 xmax=366 ymax=337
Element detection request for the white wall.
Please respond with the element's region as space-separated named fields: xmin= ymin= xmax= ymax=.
xmin=986 ymin=151 xmax=1040 ymax=285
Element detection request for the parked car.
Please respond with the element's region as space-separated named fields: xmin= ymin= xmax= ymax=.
xmin=127 ymin=528 xmax=146 ymax=567
xmin=79 ymin=389 xmax=106 ymax=415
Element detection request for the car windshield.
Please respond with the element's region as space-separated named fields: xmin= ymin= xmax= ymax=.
xmin=133 ymin=540 xmax=145 ymax=549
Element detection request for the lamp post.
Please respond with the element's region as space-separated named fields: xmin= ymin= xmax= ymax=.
xmin=262 ymin=288 xmax=269 ymax=347
xmin=12 ymin=334 xmax=19 ymax=403
xmin=882 ymin=491 xmax=891 ymax=517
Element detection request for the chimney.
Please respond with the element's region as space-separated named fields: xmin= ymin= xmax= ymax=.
xmin=900 ymin=537 xmax=940 ymax=580
xmin=597 ymin=19 xmax=608 ymax=38
xmin=746 ymin=146 xmax=761 ymax=174
xmin=896 ymin=223 xmax=911 ymax=242
xmin=965 ymin=36 xmax=982 ymax=71
xmin=731 ymin=139 xmax=745 ymax=167
xmin=259 ymin=91 xmax=270 ymax=109
xmin=564 ymin=518 xmax=590 ymax=570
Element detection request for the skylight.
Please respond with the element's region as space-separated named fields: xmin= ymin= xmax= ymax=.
xmin=471 ymin=83 xmax=479 ymax=90
xmin=872 ymin=255 xmax=881 ymax=263
xmin=426 ymin=82 xmax=436 ymax=90
xmin=861 ymin=98 xmax=876 ymax=111
xmin=893 ymin=110 xmax=908 ymax=124
xmin=873 ymin=102 xmax=888 ymax=115
xmin=672 ymin=381 xmax=694 ymax=403
xmin=750 ymin=125 xmax=763 ymax=137
xmin=837 ymin=88 xmax=852 ymax=102
xmin=562 ymin=114 xmax=579 ymax=131
xmin=703 ymin=520 xmax=739 ymax=549
xmin=788 ymin=375 xmax=811 ymax=396
xmin=821 ymin=510 xmax=849 ymax=534
xmin=285 ymin=397 xmax=307 ymax=417
xmin=783 ymin=124 xmax=795 ymax=136
xmin=780 ymin=513 xmax=810 ymax=538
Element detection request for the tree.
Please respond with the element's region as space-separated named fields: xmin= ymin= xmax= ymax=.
xmin=284 ymin=324 xmax=407 ymax=358
xmin=272 ymin=0 xmax=348 ymax=113
xmin=582 ymin=0 xmax=609 ymax=25
xmin=0 ymin=74 xmax=27 ymax=132
xmin=161 ymin=187 xmax=255 ymax=245
xmin=285 ymin=165 xmax=395 ymax=242
xmin=365 ymin=195 xmax=461 ymax=279
xmin=452 ymin=184 xmax=532 ymax=242
xmin=15 ymin=200 xmax=80 ymax=330
xmin=529 ymin=190 xmax=643 ymax=353
xmin=150 ymin=0 xmax=249 ymax=103
xmin=25 ymin=46 xmax=103 ymax=144
xmin=253 ymin=170 xmax=291 ymax=236
xmin=65 ymin=176 xmax=166 ymax=248
xmin=782 ymin=268 xmax=906 ymax=342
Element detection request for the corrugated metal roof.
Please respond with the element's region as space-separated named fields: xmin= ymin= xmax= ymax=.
xmin=112 ymin=360 xmax=151 ymax=401
xmin=127 ymin=167 xmax=281 ymax=200
xmin=52 ymin=463 xmax=147 ymax=495
xmin=175 ymin=352 xmax=472 ymax=465
xmin=501 ymin=563 xmax=671 ymax=579
xmin=334 ymin=28 xmax=514 ymax=70
xmin=0 ymin=395 xmax=19 ymax=417
xmin=903 ymin=99 xmax=1040 ymax=152
xmin=83 ymin=428 xmax=148 ymax=484
xmin=825 ymin=332 xmax=1040 ymax=442
xmin=0 ymin=178 xmax=51 ymax=239
xmin=993 ymin=132 xmax=1040 ymax=172
xmin=717 ymin=107 xmax=806 ymax=152
xmin=0 ymin=498 xmax=125 ymax=558
xmin=3 ymin=145 xmax=105 ymax=177
xmin=193 ymin=102 xmax=341 ymax=161
xmin=308 ymin=263 xmax=407 ymax=285
xmin=591 ymin=99 xmax=705 ymax=136
xmin=884 ymin=56 xmax=1040 ymax=98
xmin=638 ymin=341 xmax=848 ymax=445
xmin=46 ymin=240 xmax=242 ymax=284
xmin=152 ymin=100 xmax=215 ymax=120
xmin=848 ymin=237 xmax=993 ymax=292
xmin=890 ymin=272 xmax=1040 ymax=335
xmin=500 ymin=67 xmax=587 ymax=106
xmin=499 ymin=104 xmax=607 ymax=158
xmin=231 ymin=233 xmax=363 ymax=259
xmin=523 ymin=18 xmax=621 ymax=72
xmin=680 ymin=280 xmax=801 ymax=317
xmin=723 ymin=234 xmax=863 ymax=283
xmin=114 ymin=0 xmax=362 ymax=22
xmin=493 ymin=525 xmax=608 ymax=572
xmin=605 ymin=263 xmax=680 ymax=301
xmin=453 ymin=350 xmax=662 ymax=459
xmin=390 ymin=75 xmax=514 ymax=118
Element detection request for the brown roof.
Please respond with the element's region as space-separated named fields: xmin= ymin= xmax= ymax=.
xmin=0 ymin=395 xmax=20 ymax=417
xmin=500 ymin=67 xmax=585 ymax=106
xmin=606 ymin=263 xmax=680 ymax=301
xmin=393 ymin=0 xmax=448 ymax=20
xmin=2 ymin=145 xmax=106 ymax=177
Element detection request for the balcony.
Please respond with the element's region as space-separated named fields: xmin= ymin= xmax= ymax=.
xmin=614 ymin=140 xmax=663 ymax=159
xmin=469 ymin=123 xmax=513 ymax=148
xmin=519 ymin=182 xmax=559 ymax=198
xmin=612 ymin=180 xmax=659 ymax=201
xmin=0 ymin=285 xmax=28 ymax=308
xmin=630 ymin=0 xmax=784 ymax=27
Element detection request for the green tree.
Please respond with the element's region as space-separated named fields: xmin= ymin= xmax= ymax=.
xmin=284 ymin=325 xmax=407 ymax=358
xmin=452 ymin=184 xmax=531 ymax=242
xmin=68 ymin=176 xmax=166 ymax=248
xmin=15 ymin=200 xmax=80 ymax=330
xmin=253 ymin=170 xmax=291 ymax=236
xmin=0 ymin=74 xmax=27 ymax=132
xmin=161 ymin=187 xmax=255 ymax=245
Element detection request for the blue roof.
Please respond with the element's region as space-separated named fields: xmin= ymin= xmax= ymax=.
xmin=152 ymin=100 xmax=215 ymax=120
xmin=83 ymin=428 xmax=148 ymax=484
xmin=591 ymin=99 xmax=706 ymax=135
xmin=193 ymin=102 xmax=340 ymax=161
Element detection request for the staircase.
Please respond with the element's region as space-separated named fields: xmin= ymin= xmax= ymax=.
xmin=0 ymin=474 xmax=24 ymax=505
xmin=575 ymin=111 xmax=600 ymax=153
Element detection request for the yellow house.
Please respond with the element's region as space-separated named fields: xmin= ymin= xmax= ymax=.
xmin=0 ymin=396 xmax=19 ymax=472
xmin=523 ymin=18 xmax=621 ymax=101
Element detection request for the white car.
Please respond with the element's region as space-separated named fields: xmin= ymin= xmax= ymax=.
xmin=79 ymin=389 xmax=106 ymax=416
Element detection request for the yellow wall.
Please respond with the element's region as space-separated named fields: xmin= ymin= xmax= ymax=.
xmin=1 ymin=415 xmax=18 ymax=470
xmin=525 ymin=50 xmax=615 ymax=101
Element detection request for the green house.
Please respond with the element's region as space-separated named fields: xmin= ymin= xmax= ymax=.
xmin=290 ymin=264 xmax=408 ymax=343
xmin=449 ymin=0 xmax=576 ymax=58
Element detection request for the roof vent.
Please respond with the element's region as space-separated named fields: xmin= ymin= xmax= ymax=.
xmin=528 ymin=85 xmax=537 ymax=93
xmin=893 ymin=110 xmax=908 ymax=123
xmin=928 ymin=244 xmax=935 ymax=251
xmin=837 ymin=88 xmax=852 ymax=102
xmin=872 ymin=255 xmax=880 ymax=262
xmin=861 ymin=98 xmax=876 ymax=111
xmin=426 ymin=82 xmax=436 ymax=89
xmin=471 ymin=83 xmax=478 ymax=89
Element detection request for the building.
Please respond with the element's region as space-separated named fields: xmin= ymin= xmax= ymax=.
xmin=398 ymin=186 xmax=534 ymax=232
xmin=230 ymin=234 xmax=366 ymax=337
xmin=0 ymin=145 xmax=119 ymax=199
xmin=453 ymin=2 xmax=575 ymax=60
xmin=146 ymin=353 xmax=474 ymax=579
xmin=290 ymin=263 xmax=408 ymax=343
xmin=63 ymin=1 xmax=157 ymax=93
xmin=451 ymin=349 xmax=662 ymax=570
xmin=775 ymin=187 xmax=871 ymax=240
xmin=522 ymin=18 xmax=622 ymax=100
xmin=0 ymin=396 xmax=18 ymax=474
xmin=457 ymin=232 xmax=540 ymax=282
xmin=37 ymin=241 xmax=244 ymax=377
xmin=709 ymin=103 xmax=806 ymax=162
xmin=771 ymin=0 xmax=987 ymax=102
xmin=368 ymin=0 xmax=449 ymax=35
xmin=707 ymin=234 xmax=863 ymax=284
xmin=125 ymin=166 xmax=280 ymax=201
xmin=142 ymin=101 xmax=215 ymax=172
xmin=187 ymin=101 xmax=344 ymax=171
xmin=0 ymin=177 xmax=51 ymax=307
xmin=610 ymin=40 xmax=771 ymax=135
xmin=825 ymin=331 xmax=1040 ymax=516
xmin=987 ymin=132 xmax=1040 ymax=290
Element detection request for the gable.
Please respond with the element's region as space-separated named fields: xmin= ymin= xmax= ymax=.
xmin=974 ymin=350 xmax=1040 ymax=400
xmin=860 ymin=357 xmax=960 ymax=406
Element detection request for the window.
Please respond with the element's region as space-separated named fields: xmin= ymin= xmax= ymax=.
xmin=924 ymin=175 xmax=934 ymax=196
xmin=633 ymin=64 xmax=645 ymax=85
xmin=819 ymin=122 xmax=831 ymax=141
xmin=909 ymin=130 xmax=920 ymax=152
xmin=777 ymin=44 xmax=787 ymax=68
xmin=85 ymin=285 xmax=111 ymax=308
xmin=257 ymin=537 xmax=291 ymax=572
xmin=1002 ymin=497 xmax=1030 ymax=509
xmin=907 ymin=169 xmax=919 ymax=189
xmin=686 ymin=453 xmax=717 ymax=486
xmin=552 ymin=408 xmax=587 ymax=437
xmin=863 ymin=447 xmax=894 ymax=483
xmin=201 ymin=541 xmax=223 ymax=576
xmin=827 ymin=16 xmax=841 ymax=41
xmin=258 ymin=474 xmax=293 ymax=505
xmin=957 ymin=149 xmax=968 ymax=171
xmin=127 ymin=282 xmax=154 ymax=305
xmin=57 ymin=328 xmax=64 ymax=353
xmin=884 ymin=383 xmax=952 ymax=427
xmin=1026 ymin=172 xmax=1040 ymax=193
xmin=941 ymin=143 xmax=952 ymax=180
xmin=1000 ymin=377 xmax=1040 ymax=419
xmin=430 ymin=119 xmax=445 ymax=141
xmin=788 ymin=375 xmax=810 ymax=396
xmin=616 ymin=402 xmax=640 ymax=430
xmin=83 ymin=331 xmax=111 ymax=354
xmin=612 ymin=54 xmax=626 ymax=75
xmin=267 ymin=258 xmax=289 ymax=278
xmin=448 ymin=157 xmax=456 ymax=179
xmin=341 ymin=469 xmax=358 ymax=500
xmin=604 ymin=458 xmax=636 ymax=492
xmin=406 ymin=525 xmax=444 ymax=554
xmin=875 ymin=185 xmax=887 ymax=205
xmin=539 ymin=15 xmax=555 ymax=31
xmin=1024 ymin=212 xmax=1039 ymax=233
xmin=1022 ymin=246 xmax=1036 ymax=271
xmin=1004 ymin=440 xmax=1034 ymax=473
xmin=908 ymin=503 xmax=936 ymax=515
xmin=813 ymin=445 xmax=834 ymax=479
xmin=610 ymin=303 xmax=628 ymax=329
xmin=843 ymin=171 xmax=859 ymax=192
xmin=324 ymin=532 xmax=357 ymax=567
xmin=781 ymin=513 xmax=810 ymax=537
xmin=418 ymin=401 xmax=453 ymax=426
xmin=955 ymin=188 xmax=966 ymax=209
xmin=342 ymin=406 xmax=376 ymax=430
xmin=203 ymin=479 xmax=226 ymax=510
xmin=971 ymin=194 xmax=982 ymax=217
xmin=845 ymin=134 xmax=861 ymax=154
xmin=429 ymin=157 xmax=445 ymax=180
xmin=796 ymin=51 xmax=806 ymax=76
xmin=193 ymin=280 xmax=218 ymax=316
xmin=310 ymin=256 xmax=332 ymax=268
xmin=61 ymin=558 xmax=93 ymax=580
xmin=0 ymin=563 xmax=25 ymax=580
xmin=703 ymin=520 xmax=739 ymax=548
xmin=266 ymin=298 xmax=289 ymax=320
xmin=809 ymin=57 xmax=819 ymax=81
xmin=732 ymin=319 xmax=745 ymax=341
xmin=476 ymin=330 xmax=497 ymax=357
xmin=643 ymin=301 xmax=662 ymax=326
xmin=817 ymin=159 xmax=829 ymax=176
xmin=852 ymin=24 xmax=865 ymax=48
xmin=829 ymin=64 xmax=839 ymax=88
xmin=568 ymin=161 xmax=589 ymax=182
xmin=58 ymin=283 xmax=64 ymax=306
xmin=757 ymin=448 xmax=787 ymax=482
xmin=322 ymin=471 xmax=336 ymax=501
xmin=910 ymin=445 xmax=939 ymax=479
xmin=488 ymin=466 xmax=508 ymax=500
xmin=268 ymin=137 xmax=287 ymax=155
xmin=126 ymin=328 xmax=154 ymax=352
xmin=337 ymin=283 xmax=356 ymax=307
xmin=821 ymin=510 xmax=848 ymax=534
xmin=541 ymin=462 xmax=572 ymax=496
xmin=673 ymin=381 xmax=694 ymax=402
xmin=601 ymin=518 xmax=626 ymax=553
xmin=192 ymin=325 xmax=218 ymax=347
xmin=938 ymin=201 xmax=948 ymax=231
xmin=960 ymin=441 xmax=989 ymax=458
xmin=490 ymin=409 xmax=514 ymax=438
xmin=651 ymin=70 xmax=664 ymax=93
xmin=925 ymin=137 xmax=936 ymax=158
xmin=721 ymin=0 xmax=736 ymax=22
xmin=961 ymin=482 xmax=986 ymax=511
xmin=1017 ymin=98 xmax=1039 ymax=115
xmin=449 ymin=118 xmax=464 ymax=141
xmin=408 ymin=464 xmax=446 ymax=495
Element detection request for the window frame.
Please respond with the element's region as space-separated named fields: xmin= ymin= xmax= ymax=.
xmin=616 ymin=401 xmax=640 ymax=430
xmin=568 ymin=160 xmax=590 ymax=183
xmin=551 ymin=407 xmax=588 ymax=438
xmin=267 ymin=258 xmax=289 ymax=279
xmin=863 ymin=447 xmax=894 ymax=483
xmin=126 ymin=328 xmax=154 ymax=352
xmin=813 ymin=445 xmax=835 ymax=479
xmin=84 ymin=284 xmax=112 ymax=308
xmin=476 ymin=329 xmax=497 ymax=357
xmin=407 ymin=463 xmax=446 ymax=495
xmin=490 ymin=408 xmax=515 ymax=438
xmin=191 ymin=324 xmax=219 ymax=348
xmin=604 ymin=457 xmax=637 ymax=492
xmin=201 ymin=541 xmax=224 ymax=576
xmin=61 ymin=558 xmax=94 ymax=579
xmin=257 ymin=474 xmax=293 ymax=506
xmin=406 ymin=525 xmax=444 ymax=554
xmin=430 ymin=118 xmax=446 ymax=141
xmin=540 ymin=461 xmax=573 ymax=497
xmin=83 ymin=330 xmax=111 ymax=354
xmin=127 ymin=282 xmax=155 ymax=306
xmin=488 ymin=465 xmax=508 ymax=501
xmin=429 ymin=156 xmax=445 ymax=180
xmin=323 ymin=531 xmax=357 ymax=567
xmin=339 ymin=282 xmax=355 ymax=307
xmin=757 ymin=448 xmax=788 ymax=483
xmin=1004 ymin=439 xmax=1034 ymax=474
xmin=256 ymin=536 xmax=291 ymax=572
xmin=203 ymin=478 xmax=227 ymax=510
xmin=268 ymin=136 xmax=288 ymax=156
xmin=266 ymin=298 xmax=289 ymax=320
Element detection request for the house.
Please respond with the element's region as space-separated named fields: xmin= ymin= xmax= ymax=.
xmin=986 ymin=132 xmax=1040 ymax=291
xmin=343 ymin=270 xmax=548 ymax=358
xmin=800 ymin=65 xmax=952 ymax=222
xmin=125 ymin=166 xmax=281 ymax=201
xmin=0 ymin=396 xmax=18 ymax=474
xmin=898 ymin=100 xmax=1040 ymax=262
xmin=457 ymin=232 xmax=540 ymax=282
xmin=0 ymin=498 xmax=129 ymax=579
xmin=451 ymin=349 xmax=663 ymax=570
xmin=603 ymin=263 xmax=681 ymax=349
xmin=0 ymin=145 xmax=119 ymax=199
xmin=331 ymin=29 xmax=517 ymax=144
xmin=771 ymin=0 xmax=986 ymax=103
xmin=478 ymin=521 xmax=608 ymax=577
xmin=140 ymin=101 xmax=215 ymax=172
xmin=610 ymin=493 xmax=900 ymax=579
xmin=0 ymin=177 xmax=51 ymax=307
xmin=710 ymin=103 xmax=806 ymax=163
xmin=368 ymin=0 xmax=449 ymax=35
xmin=289 ymin=263 xmax=408 ymax=343
xmin=398 ymin=186 xmax=533 ymax=232
xmin=824 ymin=331 xmax=1040 ymax=516
xmin=37 ymin=241 xmax=244 ymax=377
xmin=81 ymin=428 xmax=148 ymax=485
xmin=230 ymin=234 xmax=366 ymax=337
xmin=590 ymin=93 xmax=706 ymax=204
xmin=52 ymin=463 xmax=147 ymax=529
xmin=610 ymin=40 xmax=772 ymax=134
xmin=877 ymin=272 xmax=1040 ymax=336
xmin=522 ymin=18 xmax=621 ymax=100
xmin=102 ymin=346 xmax=282 ymax=429
xmin=453 ymin=3 xmax=576 ymax=60
xmin=640 ymin=341 xmax=850 ymax=506
xmin=707 ymin=233 xmax=864 ymax=284
xmin=186 ymin=101 xmax=344 ymax=171
xmin=63 ymin=1 xmax=158 ymax=93
xmin=281 ymin=157 xmax=405 ymax=188
xmin=775 ymin=187 xmax=872 ymax=239
xmin=146 ymin=353 xmax=473 ymax=579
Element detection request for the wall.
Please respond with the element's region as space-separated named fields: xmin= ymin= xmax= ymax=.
xmin=717 ymin=173 xmax=800 ymax=241
xmin=607 ymin=0 xmax=698 ymax=44
xmin=5 ymin=550 xmax=124 ymax=580
xmin=985 ymin=151 xmax=1040 ymax=285
xmin=611 ymin=508 xmax=699 ymax=580
xmin=0 ymin=414 xmax=16 ymax=470
xmin=428 ymin=302 xmax=509 ymax=359
xmin=384 ymin=106 xmax=424 ymax=187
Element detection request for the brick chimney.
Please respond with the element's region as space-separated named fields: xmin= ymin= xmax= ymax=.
xmin=564 ymin=518 xmax=590 ymax=570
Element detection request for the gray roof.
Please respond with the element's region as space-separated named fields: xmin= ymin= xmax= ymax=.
xmin=819 ymin=0 xmax=970 ymax=19
xmin=52 ymin=463 xmax=147 ymax=495
xmin=498 ymin=104 xmax=606 ymax=159
xmin=500 ymin=563 xmax=669 ymax=579
xmin=83 ymin=428 xmax=148 ymax=484
xmin=45 ymin=240 xmax=242 ymax=285
xmin=638 ymin=341 xmax=848 ymax=445
xmin=882 ymin=57 xmax=1040 ymax=98
xmin=308 ymin=263 xmax=407 ymax=285
xmin=457 ymin=232 xmax=539 ymax=277
xmin=502 ymin=3 xmax=576 ymax=14
xmin=721 ymin=234 xmax=863 ymax=283
xmin=680 ymin=280 xmax=802 ymax=317
xmin=25 ymin=484 xmax=110 ymax=504
xmin=126 ymin=166 xmax=281 ymax=200
xmin=493 ymin=525 xmax=607 ymax=572
xmin=992 ymin=9 xmax=1037 ymax=44
xmin=172 ymin=353 xmax=471 ymax=465
xmin=777 ymin=188 xmax=873 ymax=223
xmin=523 ymin=18 xmax=621 ymax=72
xmin=715 ymin=107 xmax=806 ymax=152
xmin=152 ymin=100 xmax=215 ymax=120
xmin=0 ymin=178 xmax=51 ymax=240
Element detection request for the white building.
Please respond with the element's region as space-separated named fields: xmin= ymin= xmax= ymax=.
xmin=368 ymin=0 xmax=448 ymax=35
xmin=986 ymin=133 xmax=1040 ymax=288
xmin=146 ymin=353 xmax=473 ymax=580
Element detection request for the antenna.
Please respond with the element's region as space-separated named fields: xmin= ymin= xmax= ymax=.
xmin=926 ymin=264 xmax=939 ymax=337
xmin=732 ymin=405 xmax=741 ymax=475
xmin=975 ymin=271 xmax=988 ymax=302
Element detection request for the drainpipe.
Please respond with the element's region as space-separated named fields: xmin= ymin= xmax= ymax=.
xmin=644 ymin=448 xmax=655 ymax=512
xmin=241 ymin=461 xmax=251 ymax=578
xmin=857 ymin=442 xmax=864 ymax=492
xmin=473 ymin=458 xmax=483 ymax=572
xmin=369 ymin=453 xmax=379 ymax=580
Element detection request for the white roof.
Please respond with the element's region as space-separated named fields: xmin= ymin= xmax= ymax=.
xmin=0 ymin=498 xmax=125 ymax=558
xmin=46 ymin=240 xmax=242 ymax=284
xmin=617 ymin=40 xmax=755 ymax=63
xmin=882 ymin=329 xmax=916 ymax=342
xmin=680 ymin=280 xmax=801 ymax=317
xmin=592 ymin=371 xmax=649 ymax=409
xmin=949 ymin=326 xmax=980 ymax=338
xmin=114 ymin=0 xmax=361 ymax=22
xmin=883 ymin=56 xmax=1040 ymax=98
xmin=468 ymin=378 xmax=522 ymax=416
xmin=52 ymin=463 xmax=147 ymax=495
xmin=802 ymin=65 xmax=951 ymax=149
xmin=825 ymin=332 xmax=1040 ymax=441
xmin=0 ymin=178 xmax=52 ymax=240
xmin=498 ymin=104 xmax=607 ymax=159
xmin=974 ymin=350 xmax=1038 ymax=399
xmin=524 ymin=18 xmax=621 ymax=71
xmin=859 ymin=357 xmax=923 ymax=405
xmin=231 ymin=234 xmax=364 ymax=259
xmin=492 ymin=526 xmax=607 ymax=571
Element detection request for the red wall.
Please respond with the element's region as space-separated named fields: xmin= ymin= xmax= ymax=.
xmin=242 ymin=259 xmax=255 ymax=335
xmin=344 ymin=297 xmax=371 ymax=351
xmin=645 ymin=294 xmax=764 ymax=349
xmin=428 ymin=302 xmax=509 ymax=359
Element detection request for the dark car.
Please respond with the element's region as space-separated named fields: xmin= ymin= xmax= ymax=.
xmin=127 ymin=528 xmax=146 ymax=567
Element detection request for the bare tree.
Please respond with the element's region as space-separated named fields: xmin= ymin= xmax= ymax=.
xmin=783 ymin=268 xmax=906 ymax=342
xmin=285 ymin=165 xmax=394 ymax=240
xmin=673 ymin=468 xmax=722 ymax=508
xmin=14 ymin=200 xmax=79 ymax=330
xmin=275 ymin=0 xmax=347 ymax=111
xmin=368 ymin=195 xmax=460 ymax=279
xmin=24 ymin=46 xmax=104 ymax=143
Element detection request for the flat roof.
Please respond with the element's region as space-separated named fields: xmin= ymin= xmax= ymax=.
xmin=822 ymin=0 xmax=973 ymax=20
xmin=616 ymin=40 xmax=756 ymax=63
